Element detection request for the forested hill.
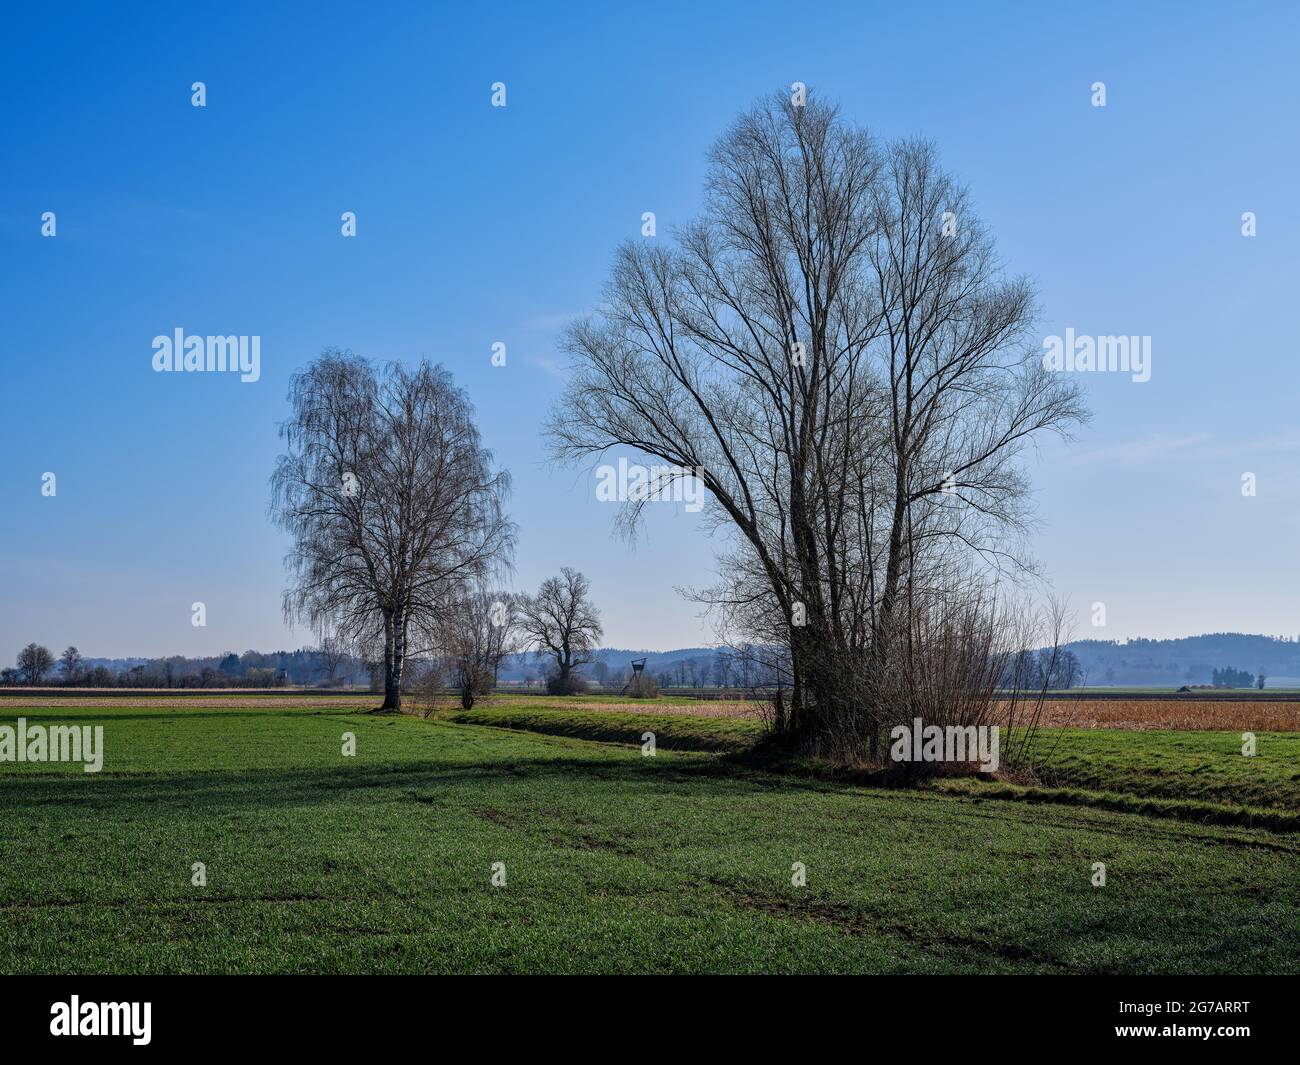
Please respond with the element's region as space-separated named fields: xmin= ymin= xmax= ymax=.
xmin=1063 ymin=633 xmax=1300 ymax=687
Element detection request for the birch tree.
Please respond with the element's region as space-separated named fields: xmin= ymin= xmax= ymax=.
xmin=272 ymin=350 xmax=514 ymax=710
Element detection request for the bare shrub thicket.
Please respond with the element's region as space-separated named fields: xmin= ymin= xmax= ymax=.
xmin=869 ymin=589 xmax=1070 ymax=778
xmin=625 ymin=672 xmax=659 ymax=699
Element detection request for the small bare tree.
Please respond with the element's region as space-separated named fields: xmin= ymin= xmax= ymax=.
xmin=315 ymin=633 xmax=348 ymax=688
xmin=440 ymin=589 xmax=517 ymax=709
xmin=518 ymin=568 xmax=603 ymax=694
xmin=271 ymin=350 xmax=515 ymax=710
xmin=58 ymin=646 xmax=82 ymax=685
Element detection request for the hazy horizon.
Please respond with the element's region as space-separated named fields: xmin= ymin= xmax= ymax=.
xmin=18 ymin=629 xmax=1300 ymax=665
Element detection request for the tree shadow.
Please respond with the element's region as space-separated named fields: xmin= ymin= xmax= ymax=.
xmin=0 ymin=749 xmax=861 ymax=815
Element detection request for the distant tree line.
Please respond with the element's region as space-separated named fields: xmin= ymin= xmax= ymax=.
xmin=1 ymin=643 xmax=371 ymax=688
xmin=6 ymin=637 xmax=1086 ymax=694
xmin=643 ymin=648 xmax=786 ymax=690
xmin=1001 ymin=648 xmax=1082 ymax=690
xmin=1210 ymin=666 xmax=1255 ymax=689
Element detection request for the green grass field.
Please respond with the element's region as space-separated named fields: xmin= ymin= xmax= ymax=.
xmin=456 ymin=700 xmax=1300 ymax=816
xmin=0 ymin=698 xmax=1296 ymax=973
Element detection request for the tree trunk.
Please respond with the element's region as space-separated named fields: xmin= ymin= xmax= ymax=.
xmin=381 ymin=608 xmax=404 ymax=711
xmin=865 ymin=462 xmax=911 ymax=761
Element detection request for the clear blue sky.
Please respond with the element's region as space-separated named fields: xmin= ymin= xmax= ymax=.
xmin=2 ymin=1 xmax=1297 ymax=658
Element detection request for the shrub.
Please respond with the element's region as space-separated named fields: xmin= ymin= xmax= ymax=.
xmin=546 ymin=671 xmax=589 ymax=695
xmin=626 ymin=672 xmax=659 ymax=699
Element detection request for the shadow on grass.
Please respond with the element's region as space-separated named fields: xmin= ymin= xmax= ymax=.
xmin=0 ymin=748 xmax=856 ymax=815
xmin=0 ymin=709 xmax=366 ymax=723
xmin=3 ymin=723 xmax=1293 ymax=844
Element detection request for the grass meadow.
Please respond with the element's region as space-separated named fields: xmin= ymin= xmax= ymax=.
xmin=0 ymin=694 xmax=1296 ymax=974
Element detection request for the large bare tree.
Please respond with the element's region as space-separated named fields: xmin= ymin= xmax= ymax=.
xmin=547 ymin=91 xmax=1085 ymax=756
xmin=271 ymin=350 xmax=514 ymax=710
xmin=518 ymin=568 xmax=603 ymax=694
xmin=17 ymin=643 xmax=55 ymax=685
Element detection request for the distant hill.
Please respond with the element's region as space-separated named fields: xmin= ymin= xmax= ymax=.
xmin=1061 ymin=633 xmax=1300 ymax=687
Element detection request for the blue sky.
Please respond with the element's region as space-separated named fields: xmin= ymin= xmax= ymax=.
xmin=2 ymin=1 xmax=1298 ymax=658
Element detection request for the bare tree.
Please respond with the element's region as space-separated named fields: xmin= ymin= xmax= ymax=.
xmin=17 ymin=643 xmax=55 ymax=685
xmin=315 ymin=633 xmax=349 ymax=688
xmin=58 ymin=646 xmax=82 ymax=685
xmin=439 ymin=589 xmax=517 ymax=709
xmin=271 ymin=350 xmax=515 ymax=710
xmin=547 ymin=90 xmax=1085 ymax=758
xmin=518 ymin=568 xmax=603 ymax=694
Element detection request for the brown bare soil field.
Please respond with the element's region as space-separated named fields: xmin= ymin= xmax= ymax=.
xmin=519 ymin=695 xmax=1300 ymax=730
xmin=1032 ymin=698 xmax=1300 ymax=731
xmin=508 ymin=696 xmax=1300 ymax=730
xmin=3 ymin=691 xmax=1296 ymax=730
